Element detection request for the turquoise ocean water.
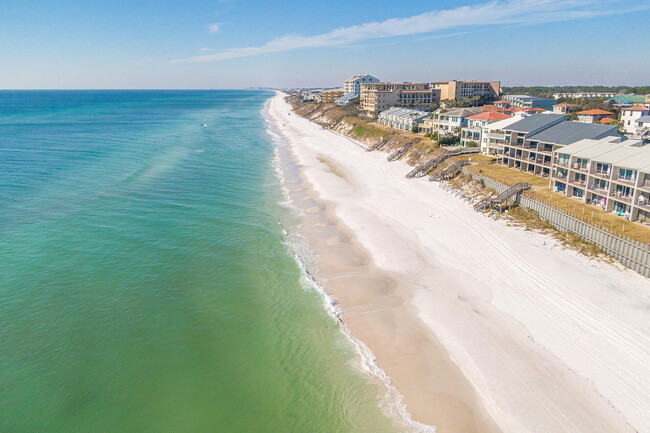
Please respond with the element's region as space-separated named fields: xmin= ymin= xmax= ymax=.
xmin=0 ymin=91 xmax=399 ymax=432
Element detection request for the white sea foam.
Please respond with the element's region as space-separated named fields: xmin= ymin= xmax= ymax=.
xmin=263 ymin=98 xmax=435 ymax=433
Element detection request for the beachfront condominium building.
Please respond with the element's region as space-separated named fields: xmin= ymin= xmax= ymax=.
xmin=498 ymin=114 xmax=623 ymax=177
xmin=502 ymin=95 xmax=557 ymax=111
xmin=550 ymin=138 xmax=650 ymax=222
xmin=460 ymin=111 xmax=512 ymax=147
xmin=576 ymin=109 xmax=616 ymax=124
xmin=321 ymin=89 xmax=344 ymax=104
xmin=431 ymin=80 xmax=501 ymax=101
xmin=620 ymin=106 xmax=650 ymax=134
xmin=360 ymin=83 xmax=440 ymax=117
xmin=377 ymin=107 xmax=429 ymax=131
xmin=343 ymin=74 xmax=380 ymax=96
xmin=480 ymin=116 xmax=524 ymax=156
xmin=431 ymin=107 xmax=483 ymax=136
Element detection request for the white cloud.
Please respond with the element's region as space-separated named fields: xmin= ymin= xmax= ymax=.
xmin=208 ymin=23 xmax=220 ymax=33
xmin=176 ymin=0 xmax=648 ymax=63
xmin=200 ymin=47 xmax=211 ymax=52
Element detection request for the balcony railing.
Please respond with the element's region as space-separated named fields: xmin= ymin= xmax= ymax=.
xmin=614 ymin=177 xmax=636 ymax=185
xmin=592 ymin=170 xmax=610 ymax=178
xmin=612 ymin=191 xmax=632 ymax=202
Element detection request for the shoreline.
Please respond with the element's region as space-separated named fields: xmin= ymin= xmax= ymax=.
xmin=268 ymin=93 xmax=650 ymax=432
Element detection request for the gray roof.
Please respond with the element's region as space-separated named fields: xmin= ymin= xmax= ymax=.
xmin=558 ymin=139 xmax=650 ymax=172
xmin=442 ymin=107 xmax=483 ymax=117
xmin=636 ymin=115 xmax=650 ymax=123
xmin=527 ymin=121 xmax=621 ymax=145
xmin=503 ymin=113 xmax=566 ymax=134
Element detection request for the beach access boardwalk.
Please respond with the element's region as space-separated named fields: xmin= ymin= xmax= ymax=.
xmin=387 ymin=143 xmax=413 ymax=161
xmin=473 ymin=182 xmax=531 ymax=210
xmin=461 ymin=167 xmax=650 ymax=277
xmin=429 ymin=159 xmax=471 ymax=181
xmin=406 ymin=146 xmax=479 ymax=178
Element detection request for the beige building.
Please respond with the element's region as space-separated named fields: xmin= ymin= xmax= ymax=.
xmin=432 ymin=80 xmax=501 ymax=101
xmin=360 ymin=83 xmax=439 ymax=117
xmin=553 ymin=103 xmax=577 ymax=114
xmin=321 ymin=89 xmax=343 ymax=104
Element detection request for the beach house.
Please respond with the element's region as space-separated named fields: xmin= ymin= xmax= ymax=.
xmin=576 ymin=109 xmax=616 ymax=124
xmin=620 ymin=106 xmax=650 ymax=134
xmin=553 ymin=103 xmax=577 ymax=114
xmin=461 ymin=111 xmax=512 ymax=147
xmin=431 ymin=107 xmax=483 ymax=137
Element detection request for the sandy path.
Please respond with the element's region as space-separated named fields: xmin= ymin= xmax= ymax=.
xmin=270 ymin=94 xmax=650 ymax=433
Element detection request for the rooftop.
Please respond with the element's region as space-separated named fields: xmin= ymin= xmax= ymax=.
xmin=605 ymin=95 xmax=647 ymax=104
xmin=485 ymin=116 xmax=524 ymax=131
xmin=527 ymin=121 xmax=621 ymax=145
xmin=621 ymin=106 xmax=650 ymax=112
xmin=467 ymin=111 xmax=512 ymax=121
xmin=576 ymin=109 xmax=614 ymax=115
xmin=479 ymin=105 xmax=505 ymax=112
xmin=441 ymin=107 xmax=484 ymax=117
xmin=599 ymin=117 xmax=617 ymax=124
xmin=503 ymin=113 xmax=566 ymax=133
xmin=559 ymin=138 xmax=650 ymax=171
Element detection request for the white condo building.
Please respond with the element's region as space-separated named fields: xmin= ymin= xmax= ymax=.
xmin=343 ymin=74 xmax=380 ymax=96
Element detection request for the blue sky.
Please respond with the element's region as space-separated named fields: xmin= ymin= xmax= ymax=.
xmin=1 ymin=0 xmax=649 ymax=89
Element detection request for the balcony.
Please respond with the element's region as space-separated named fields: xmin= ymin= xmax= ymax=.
xmin=591 ymin=170 xmax=611 ymax=180
xmin=553 ymin=173 xmax=568 ymax=180
xmin=636 ymin=199 xmax=650 ymax=212
xmin=612 ymin=192 xmax=633 ymax=203
xmin=612 ymin=176 xmax=636 ymax=186
xmin=554 ymin=160 xmax=570 ymax=167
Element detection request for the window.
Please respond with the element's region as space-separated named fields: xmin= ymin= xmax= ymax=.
xmin=618 ymin=168 xmax=635 ymax=181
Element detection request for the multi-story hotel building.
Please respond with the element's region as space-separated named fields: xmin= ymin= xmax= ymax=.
xmin=321 ymin=89 xmax=344 ymax=104
xmin=343 ymin=74 xmax=380 ymax=96
xmin=550 ymin=138 xmax=650 ymax=222
xmin=360 ymin=83 xmax=440 ymax=117
xmin=432 ymin=80 xmax=501 ymax=101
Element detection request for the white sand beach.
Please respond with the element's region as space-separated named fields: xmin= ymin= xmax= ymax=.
xmin=269 ymin=93 xmax=650 ymax=433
